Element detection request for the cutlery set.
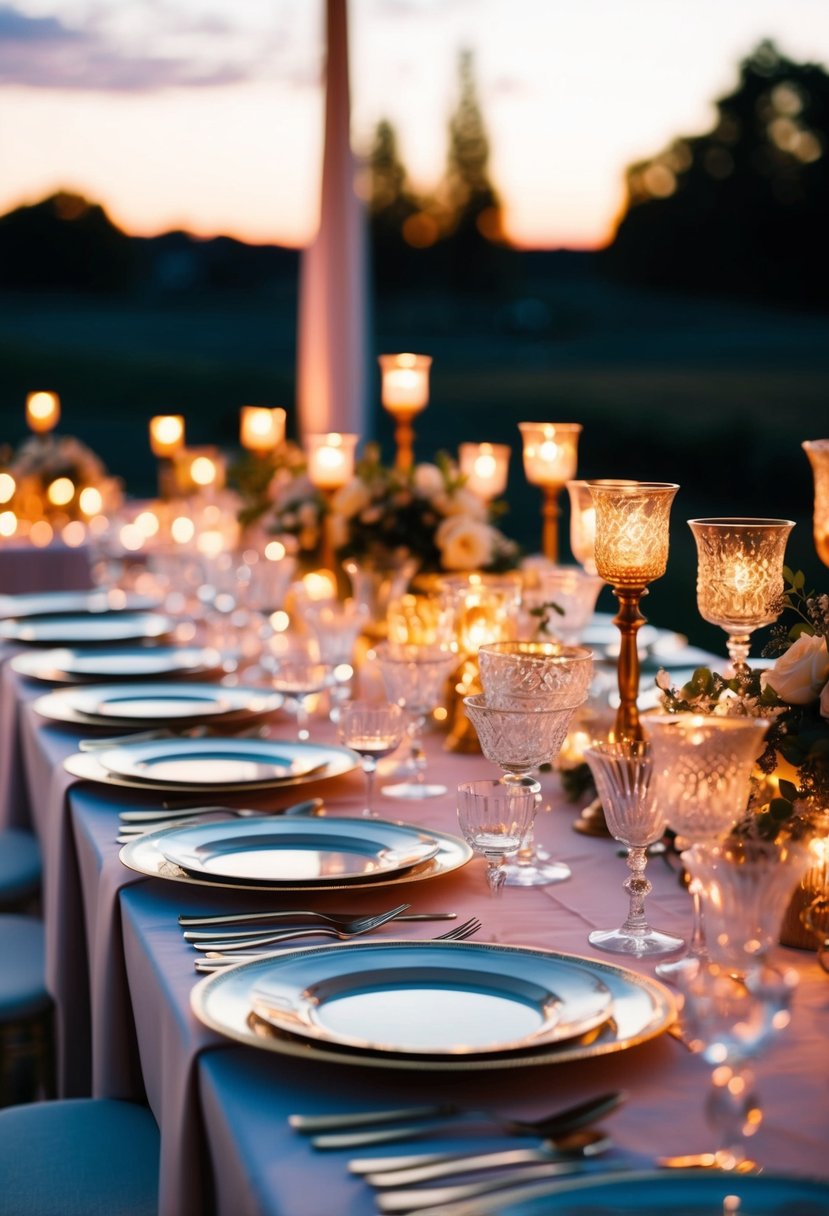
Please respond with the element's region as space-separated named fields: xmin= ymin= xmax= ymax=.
xmin=289 ymin=1092 xmax=626 ymax=1213
xmin=115 ymin=796 xmax=326 ymax=842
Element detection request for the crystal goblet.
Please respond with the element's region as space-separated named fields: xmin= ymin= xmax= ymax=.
xmin=583 ymin=741 xmax=684 ymax=957
xmin=525 ymin=567 xmax=604 ymax=646
xmin=478 ymin=641 xmax=594 ymax=710
xmin=270 ymin=658 xmax=332 ymax=741
xmin=457 ymin=778 xmax=539 ymax=895
xmin=301 ymin=597 xmax=369 ymax=720
xmin=337 ymin=701 xmax=405 ymax=818
xmin=375 ymin=642 xmax=457 ymax=799
xmin=645 ymin=713 xmax=771 ymax=979
xmin=463 ymin=693 xmax=582 ymax=885
xmin=688 ymin=518 xmax=794 ymax=675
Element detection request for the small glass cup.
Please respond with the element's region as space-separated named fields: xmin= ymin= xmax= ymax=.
xmin=337 ymin=701 xmax=406 ymax=818
xmin=457 ymin=778 xmax=539 ymax=895
xmin=375 ymin=642 xmax=457 ymax=799
xmin=270 ymin=658 xmax=331 ymax=741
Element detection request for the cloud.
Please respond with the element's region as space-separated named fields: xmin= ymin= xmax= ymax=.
xmin=0 ymin=2 xmax=266 ymax=91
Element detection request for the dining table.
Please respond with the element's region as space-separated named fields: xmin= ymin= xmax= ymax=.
xmin=1 ymin=611 xmax=827 ymax=1216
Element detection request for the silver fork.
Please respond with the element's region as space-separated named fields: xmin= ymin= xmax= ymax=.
xmin=189 ymin=903 xmax=412 ymax=951
xmin=193 ymin=916 xmax=481 ymax=972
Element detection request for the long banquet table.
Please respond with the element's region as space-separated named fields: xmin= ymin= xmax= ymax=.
xmin=2 ymin=646 xmax=828 ymax=1216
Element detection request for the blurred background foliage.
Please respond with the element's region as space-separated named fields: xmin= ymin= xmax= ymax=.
xmin=0 ymin=40 xmax=827 ymax=650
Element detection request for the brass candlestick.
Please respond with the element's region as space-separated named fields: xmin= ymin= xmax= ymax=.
xmin=379 ymin=353 xmax=432 ymax=472
xmin=803 ymin=440 xmax=829 ymax=567
xmin=590 ymin=481 xmax=679 ymax=744
xmin=518 ymin=423 xmax=582 ymax=563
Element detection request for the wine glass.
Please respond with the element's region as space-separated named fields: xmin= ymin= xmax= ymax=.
xmin=463 ymin=693 xmax=582 ymax=885
xmin=337 ymin=701 xmax=406 ymax=818
xmin=478 ymin=641 xmax=594 ymax=709
xmin=583 ymin=740 xmax=685 ymax=957
xmin=270 ymin=657 xmax=332 ymax=741
xmin=301 ymin=597 xmax=369 ymax=720
xmin=457 ymin=778 xmax=539 ymax=896
xmin=645 ymin=713 xmax=771 ymax=979
xmin=375 ymin=642 xmax=457 ymax=799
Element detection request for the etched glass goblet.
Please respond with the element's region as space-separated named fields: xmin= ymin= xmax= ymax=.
xmin=457 ymin=778 xmax=539 ymax=895
xmin=302 ymin=597 xmax=369 ymax=720
xmin=583 ymin=740 xmax=684 ymax=956
xmin=525 ymin=567 xmax=604 ymax=646
xmin=645 ymin=714 xmax=770 ymax=979
xmin=463 ymin=693 xmax=582 ymax=885
xmin=478 ymin=641 xmax=594 ymax=709
xmin=337 ymin=701 xmax=405 ymax=818
xmin=375 ymin=642 xmax=457 ymax=799
xmin=688 ymin=518 xmax=794 ymax=676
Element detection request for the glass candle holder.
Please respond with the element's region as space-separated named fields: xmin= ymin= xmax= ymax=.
xmin=566 ymin=479 xmax=638 ymax=575
xmin=589 ymin=481 xmax=679 ymax=742
xmin=26 ymin=391 xmax=60 ymax=434
xmin=240 ymin=406 xmax=286 ymax=453
xmin=803 ymin=440 xmax=829 ymax=568
xmin=688 ymin=518 xmax=795 ymax=674
xmin=458 ymin=443 xmax=510 ymax=501
xmin=519 ymin=423 xmax=582 ymax=563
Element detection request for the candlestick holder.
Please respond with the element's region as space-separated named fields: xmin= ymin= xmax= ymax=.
xmin=458 ymin=443 xmax=510 ymax=501
xmin=803 ymin=441 xmax=829 ymax=568
xmin=306 ymin=433 xmax=358 ymax=574
xmin=519 ymin=423 xmax=581 ymax=563
xmin=378 ymin=353 xmax=431 ymax=472
xmin=688 ymin=518 xmax=794 ymax=676
xmin=589 ymin=481 xmax=679 ymax=743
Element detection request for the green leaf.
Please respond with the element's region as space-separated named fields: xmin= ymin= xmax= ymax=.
xmin=782 ymin=565 xmax=796 ymax=584
xmin=793 ymin=569 xmax=806 ymax=590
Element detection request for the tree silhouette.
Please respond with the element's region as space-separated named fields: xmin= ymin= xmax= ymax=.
xmin=605 ymin=41 xmax=829 ymax=307
xmin=367 ymin=119 xmax=424 ymax=288
xmin=0 ymin=192 xmax=135 ymax=292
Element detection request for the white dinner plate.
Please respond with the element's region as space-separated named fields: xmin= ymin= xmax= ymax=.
xmin=119 ymin=819 xmax=471 ymax=892
xmin=0 ymin=610 xmax=173 ymax=646
xmin=159 ymin=817 xmax=441 ymax=885
xmin=0 ymin=589 xmax=159 ymax=619
xmin=492 ymin=1170 xmax=829 ymax=1215
xmin=33 ymin=682 xmax=281 ymax=727
xmin=191 ymin=944 xmax=675 ymax=1070
xmin=96 ymin=736 xmax=337 ymax=785
xmin=69 ymin=739 xmax=359 ymax=794
xmin=247 ymin=940 xmax=613 ymax=1055
xmin=11 ymin=645 xmax=223 ymax=684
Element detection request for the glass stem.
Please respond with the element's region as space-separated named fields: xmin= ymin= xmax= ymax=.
xmin=485 ymin=856 xmax=507 ymax=896
xmin=408 ymin=714 xmax=427 ymax=784
xmin=688 ymin=879 xmax=707 ymax=959
xmin=362 ymin=758 xmax=377 ymax=818
xmin=295 ymin=697 xmax=309 ymax=742
xmin=705 ymin=1062 xmax=760 ymax=1170
xmin=620 ymin=846 xmax=652 ymax=934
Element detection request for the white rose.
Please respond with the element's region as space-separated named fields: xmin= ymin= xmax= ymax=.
xmin=763 ymin=633 xmax=829 ymax=705
xmin=435 ymin=487 xmax=488 ymax=521
xmin=331 ymin=478 xmax=370 ymax=519
xmin=436 ymin=516 xmax=495 ymax=571
xmin=413 ymin=463 xmax=444 ymax=497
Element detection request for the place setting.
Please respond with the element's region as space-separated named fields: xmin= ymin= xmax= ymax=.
xmin=0 ymin=607 xmax=175 ymax=646
xmin=9 ymin=642 xmax=225 ymax=684
xmin=31 ymin=680 xmax=282 ymax=732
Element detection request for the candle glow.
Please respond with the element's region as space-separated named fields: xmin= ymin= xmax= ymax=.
xmin=26 ymin=392 xmax=60 ymax=434
xmin=459 ymin=442 xmax=510 ymax=500
xmin=240 ymin=406 xmax=286 ymax=452
xmin=306 ymin=433 xmax=357 ymax=490
xmin=149 ymin=415 xmax=185 ymax=457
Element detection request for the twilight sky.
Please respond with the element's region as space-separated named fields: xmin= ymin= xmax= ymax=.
xmin=1 ymin=0 xmax=828 ymax=248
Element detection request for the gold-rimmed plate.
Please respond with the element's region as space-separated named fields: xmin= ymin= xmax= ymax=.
xmin=33 ymin=682 xmax=281 ymax=728
xmin=191 ymin=943 xmax=675 ymax=1070
xmin=66 ymin=739 xmax=359 ymax=794
xmin=11 ymin=644 xmax=223 ymax=684
xmin=119 ymin=818 xmax=471 ymax=892
xmin=0 ymin=610 xmax=173 ymax=646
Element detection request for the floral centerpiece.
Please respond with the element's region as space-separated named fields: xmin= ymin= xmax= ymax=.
xmin=238 ymin=441 xmax=519 ymax=575
xmin=656 ymin=569 xmax=829 ymax=842
xmin=6 ymin=434 xmax=122 ymax=524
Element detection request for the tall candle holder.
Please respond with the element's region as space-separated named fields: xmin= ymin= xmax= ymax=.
xmin=566 ymin=478 xmax=637 ymax=574
xmin=589 ymin=481 xmax=679 ymax=743
xmin=688 ymin=518 xmax=794 ymax=676
xmin=306 ymin=432 xmax=358 ymax=574
xmin=803 ymin=441 xmax=829 ymax=567
xmin=458 ymin=442 xmax=510 ymax=501
xmin=378 ymin=353 xmax=431 ymax=472
xmin=149 ymin=415 xmax=185 ymax=499
xmin=519 ymin=423 xmax=581 ymax=563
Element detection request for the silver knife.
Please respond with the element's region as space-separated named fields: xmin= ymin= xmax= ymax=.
xmin=182 ymin=911 xmax=456 ymax=929
xmin=375 ymin=1161 xmax=593 ymax=1213
xmin=349 ymin=1132 xmax=609 ymax=1177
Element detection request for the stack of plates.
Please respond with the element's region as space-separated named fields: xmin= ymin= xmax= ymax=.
xmin=12 ymin=644 xmax=224 ymax=684
xmin=34 ymin=682 xmax=281 ymax=731
xmin=68 ymin=736 xmax=360 ymax=794
xmin=119 ymin=815 xmax=471 ymax=891
xmin=191 ymin=939 xmax=676 ymax=1071
xmin=0 ymin=590 xmax=160 ymax=619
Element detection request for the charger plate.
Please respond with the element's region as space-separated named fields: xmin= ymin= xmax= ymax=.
xmin=33 ymin=682 xmax=281 ymax=728
xmin=120 ymin=819 xmax=471 ymax=892
xmin=490 ymin=1170 xmax=829 ymax=1215
xmin=191 ymin=943 xmax=674 ymax=1070
xmin=0 ymin=590 xmax=159 ymax=619
xmin=158 ymin=817 xmax=441 ymax=886
xmin=247 ymin=941 xmax=613 ymax=1054
xmin=0 ymin=610 xmax=173 ymax=646
xmin=12 ymin=644 xmax=223 ymax=684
